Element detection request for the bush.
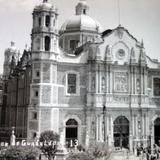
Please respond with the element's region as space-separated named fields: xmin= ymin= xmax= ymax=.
xmin=5 ymin=146 xmax=40 ymax=160
xmin=88 ymin=142 xmax=110 ymax=159
xmin=77 ymin=144 xmax=85 ymax=152
xmin=66 ymin=152 xmax=94 ymax=160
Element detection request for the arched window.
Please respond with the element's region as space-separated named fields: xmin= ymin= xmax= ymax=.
xmin=153 ymin=78 xmax=160 ymax=96
xmin=45 ymin=15 xmax=50 ymax=27
xmin=66 ymin=119 xmax=78 ymax=126
xmin=67 ymin=73 xmax=77 ymax=94
xmin=83 ymin=9 xmax=86 ymax=14
xmin=45 ymin=36 xmax=50 ymax=51
xmin=38 ymin=17 xmax=41 ymax=27
xmin=154 ymin=117 xmax=160 ymax=145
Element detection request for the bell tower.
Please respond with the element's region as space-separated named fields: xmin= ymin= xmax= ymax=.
xmin=28 ymin=0 xmax=59 ymax=140
xmin=31 ymin=0 xmax=58 ymax=55
xmin=3 ymin=42 xmax=19 ymax=79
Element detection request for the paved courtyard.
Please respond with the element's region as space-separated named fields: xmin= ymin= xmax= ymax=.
xmin=109 ymin=150 xmax=139 ymax=160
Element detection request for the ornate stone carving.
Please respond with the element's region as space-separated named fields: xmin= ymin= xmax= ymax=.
xmin=113 ymin=95 xmax=129 ymax=103
xmin=136 ymin=78 xmax=140 ymax=93
xmin=105 ymin=45 xmax=112 ymax=61
xmin=116 ymin=28 xmax=124 ymax=39
xmin=116 ymin=49 xmax=126 ymax=60
xmin=91 ymin=76 xmax=95 ymax=91
xmin=101 ymin=77 xmax=105 ymax=92
xmin=150 ymin=98 xmax=160 ymax=105
xmin=130 ymin=47 xmax=136 ymax=63
xmin=114 ymin=72 xmax=128 ymax=93
xmin=131 ymin=47 xmax=135 ymax=58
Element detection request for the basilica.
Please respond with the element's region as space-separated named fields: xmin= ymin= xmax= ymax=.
xmin=1 ymin=0 xmax=160 ymax=151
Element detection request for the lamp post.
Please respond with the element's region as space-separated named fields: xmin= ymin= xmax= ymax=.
xmin=103 ymin=105 xmax=106 ymax=142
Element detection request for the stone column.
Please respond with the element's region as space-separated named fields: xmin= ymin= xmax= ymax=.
xmin=85 ymin=111 xmax=91 ymax=148
xmin=50 ymin=15 xmax=53 ymax=28
xmin=151 ymin=122 xmax=154 ymax=152
xmin=42 ymin=14 xmax=45 ymax=27
xmin=110 ymin=67 xmax=113 ymax=94
xmin=129 ymin=134 xmax=133 ymax=152
xmin=108 ymin=115 xmax=114 ymax=147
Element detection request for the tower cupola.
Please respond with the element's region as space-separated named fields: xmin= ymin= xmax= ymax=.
xmin=31 ymin=0 xmax=59 ymax=55
xmin=76 ymin=0 xmax=89 ymax=15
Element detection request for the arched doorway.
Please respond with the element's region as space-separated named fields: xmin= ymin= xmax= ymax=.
xmin=114 ymin=116 xmax=129 ymax=148
xmin=65 ymin=119 xmax=78 ymax=147
xmin=154 ymin=117 xmax=160 ymax=146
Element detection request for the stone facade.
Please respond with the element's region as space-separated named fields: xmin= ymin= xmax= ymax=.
xmin=1 ymin=0 xmax=160 ymax=151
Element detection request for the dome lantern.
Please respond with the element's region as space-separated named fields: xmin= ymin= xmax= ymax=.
xmin=76 ymin=0 xmax=89 ymax=15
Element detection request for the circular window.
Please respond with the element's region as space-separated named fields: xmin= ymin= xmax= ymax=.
xmin=116 ymin=49 xmax=125 ymax=59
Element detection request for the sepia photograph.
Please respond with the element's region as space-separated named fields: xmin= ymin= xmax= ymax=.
xmin=0 ymin=0 xmax=160 ymax=159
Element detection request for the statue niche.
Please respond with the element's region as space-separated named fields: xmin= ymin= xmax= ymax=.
xmin=105 ymin=45 xmax=112 ymax=62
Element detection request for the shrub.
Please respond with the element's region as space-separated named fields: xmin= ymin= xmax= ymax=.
xmin=5 ymin=145 xmax=40 ymax=160
xmin=77 ymin=144 xmax=85 ymax=152
xmin=88 ymin=142 xmax=110 ymax=159
xmin=66 ymin=152 xmax=94 ymax=160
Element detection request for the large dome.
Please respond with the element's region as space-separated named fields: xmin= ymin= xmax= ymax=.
xmin=60 ymin=14 xmax=103 ymax=34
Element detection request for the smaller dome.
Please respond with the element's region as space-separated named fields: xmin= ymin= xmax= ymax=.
xmin=60 ymin=15 xmax=103 ymax=34
xmin=5 ymin=42 xmax=17 ymax=54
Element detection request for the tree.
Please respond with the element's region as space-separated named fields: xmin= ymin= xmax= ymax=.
xmin=39 ymin=130 xmax=59 ymax=160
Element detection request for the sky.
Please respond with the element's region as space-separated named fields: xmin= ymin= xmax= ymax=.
xmin=0 ymin=0 xmax=160 ymax=73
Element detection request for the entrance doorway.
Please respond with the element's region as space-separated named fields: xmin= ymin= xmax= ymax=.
xmin=114 ymin=116 xmax=129 ymax=148
xmin=154 ymin=117 xmax=160 ymax=146
xmin=65 ymin=119 xmax=78 ymax=147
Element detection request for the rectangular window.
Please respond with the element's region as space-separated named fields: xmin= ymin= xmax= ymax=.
xmin=35 ymin=91 xmax=39 ymax=97
xmin=36 ymin=71 xmax=40 ymax=77
xmin=70 ymin=40 xmax=79 ymax=51
xmin=38 ymin=17 xmax=41 ymax=27
xmin=153 ymin=78 xmax=160 ymax=96
xmin=32 ymin=112 xmax=37 ymax=120
xmin=67 ymin=74 xmax=77 ymax=94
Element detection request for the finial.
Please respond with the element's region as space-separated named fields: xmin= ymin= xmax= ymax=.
xmin=118 ymin=24 xmax=122 ymax=27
